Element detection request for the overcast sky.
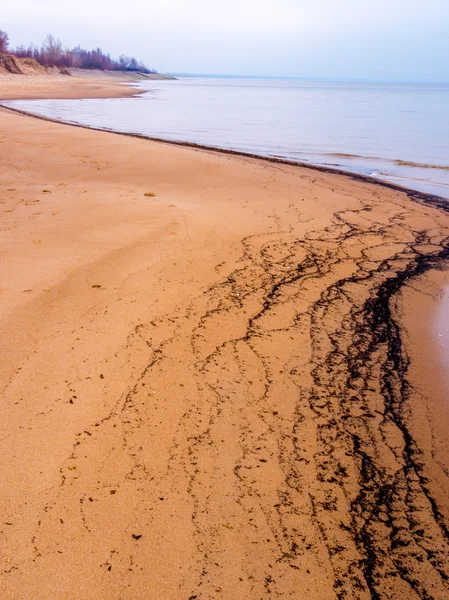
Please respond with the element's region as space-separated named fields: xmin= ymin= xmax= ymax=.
xmin=3 ymin=0 xmax=449 ymax=82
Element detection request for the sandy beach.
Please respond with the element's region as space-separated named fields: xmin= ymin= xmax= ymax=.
xmin=0 ymin=70 xmax=155 ymax=100
xmin=1 ymin=76 xmax=449 ymax=600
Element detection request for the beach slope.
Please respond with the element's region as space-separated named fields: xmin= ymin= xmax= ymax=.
xmin=1 ymin=99 xmax=449 ymax=599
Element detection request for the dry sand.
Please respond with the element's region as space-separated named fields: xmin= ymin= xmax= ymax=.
xmin=0 ymin=70 xmax=149 ymax=100
xmin=1 ymin=77 xmax=449 ymax=600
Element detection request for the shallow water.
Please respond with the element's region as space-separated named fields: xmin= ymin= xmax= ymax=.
xmin=4 ymin=77 xmax=449 ymax=197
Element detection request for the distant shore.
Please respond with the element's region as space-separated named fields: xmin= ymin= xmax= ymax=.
xmin=0 ymin=68 xmax=173 ymax=101
xmin=1 ymin=74 xmax=449 ymax=599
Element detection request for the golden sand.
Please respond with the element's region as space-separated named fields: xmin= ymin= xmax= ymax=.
xmin=1 ymin=76 xmax=449 ymax=599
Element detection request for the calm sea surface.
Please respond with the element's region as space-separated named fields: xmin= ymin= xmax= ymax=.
xmin=4 ymin=77 xmax=449 ymax=197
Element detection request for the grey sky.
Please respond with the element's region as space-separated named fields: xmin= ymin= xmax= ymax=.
xmin=3 ymin=0 xmax=449 ymax=81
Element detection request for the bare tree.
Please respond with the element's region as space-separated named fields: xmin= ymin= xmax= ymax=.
xmin=41 ymin=33 xmax=64 ymax=65
xmin=0 ymin=29 xmax=9 ymax=53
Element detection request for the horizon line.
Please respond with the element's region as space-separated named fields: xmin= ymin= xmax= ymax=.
xmin=166 ymin=72 xmax=449 ymax=85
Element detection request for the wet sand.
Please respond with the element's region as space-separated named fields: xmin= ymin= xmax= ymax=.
xmin=1 ymin=77 xmax=449 ymax=599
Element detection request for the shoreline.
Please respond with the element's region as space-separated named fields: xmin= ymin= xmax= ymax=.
xmin=2 ymin=77 xmax=449 ymax=599
xmin=2 ymin=102 xmax=448 ymax=209
xmin=4 ymin=74 xmax=448 ymax=202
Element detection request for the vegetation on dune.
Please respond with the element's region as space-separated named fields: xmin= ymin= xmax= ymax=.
xmin=0 ymin=29 xmax=156 ymax=73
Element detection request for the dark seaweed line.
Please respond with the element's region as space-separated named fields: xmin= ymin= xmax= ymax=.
xmin=360 ymin=235 xmax=449 ymax=596
xmin=235 ymin=205 xmax=449 ymax=598
xmin=186 ymin=206 xmax=449 ymax=599
xmin=313 ymin=224 xmax=449 ymax=599
xmin=182 ymin=202 xmax=449 ymax=597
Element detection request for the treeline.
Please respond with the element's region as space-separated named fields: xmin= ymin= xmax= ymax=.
xmin=0 ymin=30 xmax=156 ymax=73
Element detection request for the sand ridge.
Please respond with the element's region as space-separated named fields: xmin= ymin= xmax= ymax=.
xmin=0 ymin=70 xmax=145 ymax=101
xmin=1 ymin=93 xmax=449 ymax=599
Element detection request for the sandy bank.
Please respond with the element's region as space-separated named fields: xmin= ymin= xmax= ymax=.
xmin=1 ymin=92 xmax=449 ymax=600
xmin=0 ymin=69 xmax=167 ymax=100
